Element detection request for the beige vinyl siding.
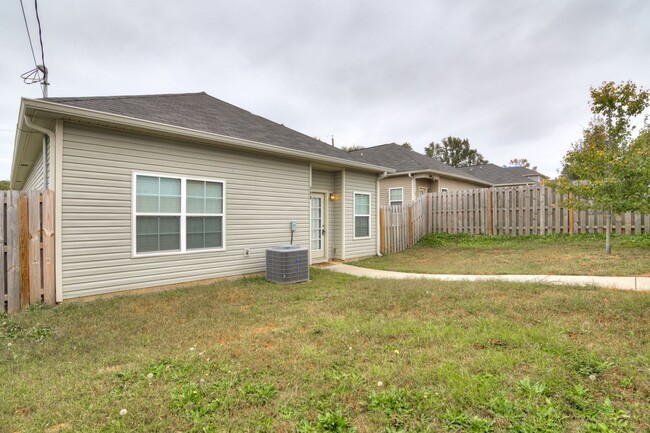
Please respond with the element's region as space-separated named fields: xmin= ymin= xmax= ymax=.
xmin=345 ymin=170 xmax=377 ymax=259
xmin=437 ymin=177 xmax=484 ymax=192
xmin=61 ymin=124 xmax=310 ymax=299
xmin=331 ymin=172 xmax=343 ymax=259
xmin=22 ymin=149 xmax=45 ymax=191
xmin=378 ymin=175 xmax=413 ymax=206
xmin=311 ymin=170 xmax=332 ymax=193
xmin=415 ymin=178 xmax=433 ymax=196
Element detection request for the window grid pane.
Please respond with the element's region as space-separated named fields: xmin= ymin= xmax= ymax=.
xmin=136 ymin=175 xmax=181 ymax=213
xmin=136 ymin=216 xmax=180 ymax=253
xmin=355 ymin=193 xmax=370 ymax=214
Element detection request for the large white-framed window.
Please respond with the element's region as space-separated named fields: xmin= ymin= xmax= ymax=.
xmin=354 ymin=192 xmax=371 ymax=239
xmin=389 ymin=187 xmax=403 ymax=206
xmin=133 ymin=172 xmax=225 ymax=256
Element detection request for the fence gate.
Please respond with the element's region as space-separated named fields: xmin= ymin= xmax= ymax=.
xmin=1 ymin=190 xmax=55 ymax=314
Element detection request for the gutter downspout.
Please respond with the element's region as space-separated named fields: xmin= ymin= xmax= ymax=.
xmin=408 ymin=172 xmax=415 ymax=202
xmin=23 ymin=115 xmax=54 ymax=189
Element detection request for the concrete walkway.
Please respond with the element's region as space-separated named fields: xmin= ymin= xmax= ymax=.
xmin=322 ymin=264 xmax=650 ymax=292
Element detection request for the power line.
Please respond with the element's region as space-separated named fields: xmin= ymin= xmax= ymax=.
xmin=19 ymin=0 xmax=39 ymax=71
xmin=18 ymin=0 xmax=48 ymax=96
xmin=35 ymin=0 xmax=45 ymax=68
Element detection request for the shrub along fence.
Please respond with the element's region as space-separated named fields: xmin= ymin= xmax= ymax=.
xmin=379 ymin=185 xmax=650 ymax=254
xmin=1 ymin=190 xmax=55 ymax=313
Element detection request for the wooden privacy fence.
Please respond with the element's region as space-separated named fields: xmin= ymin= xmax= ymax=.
xmin=380 ymin=185 xmax=650 ymax=254
xmin=1 ymin=190 xmax=55 ymax=314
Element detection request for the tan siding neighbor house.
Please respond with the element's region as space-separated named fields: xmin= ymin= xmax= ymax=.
xmin=11 ymin=93 xmax=392 ymax=300
xmin=349 ymin=143 xmax=491 ymax=205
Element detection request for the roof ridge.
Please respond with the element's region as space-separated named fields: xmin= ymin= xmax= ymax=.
xmin=43 ymin=92 xmax=207 ymax=102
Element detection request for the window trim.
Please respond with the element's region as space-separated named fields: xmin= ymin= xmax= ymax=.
xmin=353 ymin=191 xmax=371 ymax=240
xmin=388 ymin=187 xmax=404 ymax=206
xmin=132 ymin=171 xmax=226 ymax=257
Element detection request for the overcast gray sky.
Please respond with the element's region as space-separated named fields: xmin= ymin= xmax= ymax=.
xmin=1 ymin=0 xmax=649 ymax=179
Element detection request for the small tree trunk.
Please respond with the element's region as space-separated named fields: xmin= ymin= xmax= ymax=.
xmin=605 ymin=212 xmax=612 ymax=255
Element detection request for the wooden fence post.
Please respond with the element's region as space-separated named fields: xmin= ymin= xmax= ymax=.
xmin=487 ymin=189 xmax=493 ymax=235
xmin=408 ymin=206 xmax=413 ymax=246
xmin=568 ymin=192 xmax=574 ymax=235
xmin=28 ymin=190 xmax=42 ymax=305
xmin=6 ymin=192 xmax=20 ymax=313
xmin=19 ymin=195 xmax=30 ymax=309
xmin=42 ymin=191 xmax=55 ymax=305
xmin=379 ymin=207 xmax=385 ymax=255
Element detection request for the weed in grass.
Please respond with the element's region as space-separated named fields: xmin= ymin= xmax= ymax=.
xmin=239 ymin=382 xmax=278 ymax=404
xmin=517 ymin=377 xmax=550 ymax=397
xmin=298 ymin=409 xmax=357 ymax=433
xmin=583 ymin=399 xmax=632 ymax=433
xmin=565 ymin=383 xmax=592 ymax=412
xmin=571 ymin=354 xmax=615 ymax=377
xmin=442 ymin=408 xmax=495 ymax=432
xmin=368 ymin=388 xmax=413 ymax=417
xmin=514 ymin=398 xmax=566 ymax=432
xmin=489 ymin=396 xmax=521 ymax=423
xmin=0 ymin=318 xmax=51 ymax=343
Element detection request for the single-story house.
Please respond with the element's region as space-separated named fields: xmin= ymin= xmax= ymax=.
xmin=348 ymin=143 xmax=491 ymax=206
xmin=11 ymin=92 xmax=393 ymax=300
xmin=456 ymin=163 xmax=548 ymax=186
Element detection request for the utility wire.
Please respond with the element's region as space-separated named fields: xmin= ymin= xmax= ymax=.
xmin=34 ymin=0 xmax=45 ymax=68
xmin=19 ymin=0 xmax=40 ymax=72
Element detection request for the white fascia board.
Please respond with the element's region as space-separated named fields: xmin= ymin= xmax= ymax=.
xmin=16 ymin=98 xmax=395 ymax=175
xmin=384 ymin=169 xmax=493 ymax=187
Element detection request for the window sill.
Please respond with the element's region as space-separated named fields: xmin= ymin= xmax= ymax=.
xmin=132 ymin=247 xmax=226 ymax=258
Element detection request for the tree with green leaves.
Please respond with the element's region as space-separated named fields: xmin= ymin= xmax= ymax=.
xmin=547 ymin=81 xmax=650 ymax=254
xmin=508 ymin=158 xmax=537 ymax=171
xmin=401 ymin=142 xmax=413 ymax=150
xmin=425 ymin=137 xmax=487 ymax=167
xmin=0 ymin=180 xmax=10 ymax=190
xmin=340 ymin=145 xmax=364 ymax=152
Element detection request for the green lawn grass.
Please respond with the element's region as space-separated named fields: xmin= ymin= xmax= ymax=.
xmin=356 ymin=233 xmax=650 ymax=276
xmin=1 ymin=269 xmax=649 ymax=432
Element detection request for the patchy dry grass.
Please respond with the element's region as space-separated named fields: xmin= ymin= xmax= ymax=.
xmin=1 ymin=269 xmax=649 ymax=432
xmin=356 ymin=233 xmax=650 ymax=276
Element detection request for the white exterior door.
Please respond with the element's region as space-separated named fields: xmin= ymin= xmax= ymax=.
xmin=310 ymin=193 xmax=326 ymax=261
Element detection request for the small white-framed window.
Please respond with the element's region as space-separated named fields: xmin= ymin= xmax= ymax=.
xmin=389 ymin=187 xmax=403 ymax=206
xmin=133 ymin=173 xmax=225 ymax=256
xmin=418 ymin=186 xmax=428 ymax=197
xmin=354 ymin=192 xmax=371 ymax=239
xmin=440 ymin=187 xmax=449 ymax=193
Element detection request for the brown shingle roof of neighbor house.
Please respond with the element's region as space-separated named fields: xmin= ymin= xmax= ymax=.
xmin=348 ymin=143 xmax=491 ymax=185
xmin=41 ymin=92 xmax=379 ymax=168
xmin=456 ymin=163 xmax=548 ymax=186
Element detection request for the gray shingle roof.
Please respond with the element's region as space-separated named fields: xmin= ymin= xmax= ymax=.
xmin=456 ymin=163 xmax=547 ymax=185
xmin=348 ymin=143 xmax=490 ymax=185
xmin=42 ymin=92 xmax=374 ymax=166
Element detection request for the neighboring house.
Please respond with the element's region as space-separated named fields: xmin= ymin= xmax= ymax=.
xmin=349 ymin=143 xmax=491 ymax=206
xmin=11 ymin=92 xmax=392 ymax=300
xmin=457 ymin=163 xmax=548 ymax=187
